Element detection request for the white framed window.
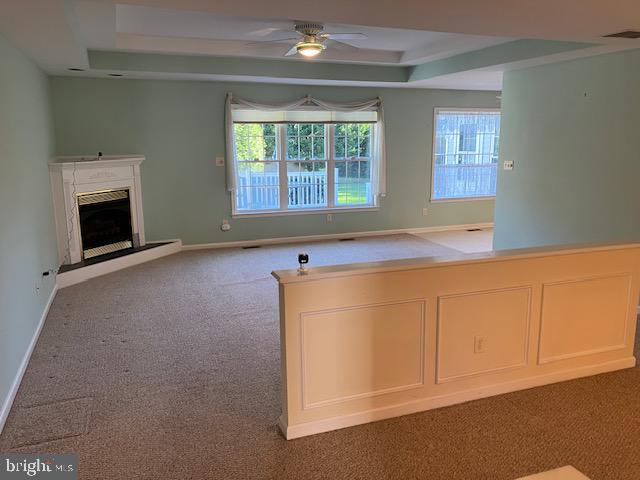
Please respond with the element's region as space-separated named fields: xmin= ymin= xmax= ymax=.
xmin=232 ymin=121 xmax=376 ymax=215
xmin=431 ymin=108 xmax=501 ymax=201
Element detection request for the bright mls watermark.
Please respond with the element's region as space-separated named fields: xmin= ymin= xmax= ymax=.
xmin=0 ymin=454 xmax=77 ymax=479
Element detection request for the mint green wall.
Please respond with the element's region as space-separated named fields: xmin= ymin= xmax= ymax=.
xmin=50 ymin=77 xmax=498 ymax=245
xmin=89 ymin=50 xmax=408 ymax=84
xmin=494 ymin=49 xmax=640 ymax=250
xmin=88 ymin=39 xmax=592 ymax=86
xmin=0 ymin=35 xmax=58 ymax=420
xmin=408 ymin=39 xmax=594 ymax=81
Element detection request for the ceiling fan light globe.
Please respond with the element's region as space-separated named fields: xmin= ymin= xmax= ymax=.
xmin=299 ymin=47 xmax=321 ymax=57
xmin=296 ymin=42 xmax=325 ymax=57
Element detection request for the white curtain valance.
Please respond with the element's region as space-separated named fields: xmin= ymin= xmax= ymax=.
xmin=225 ymin=93 xmax=387 ymax=198
xmin=232 ymin=109 xmax=377 ymax=124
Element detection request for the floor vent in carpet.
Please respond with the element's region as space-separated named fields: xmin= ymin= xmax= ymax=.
xmin=242 ymin=245 xmax=262 ymax=249
xmin=338 ymin=238 xmax=356 ymax=242
xmin=0 ymin=397 xmax=93 ymax=448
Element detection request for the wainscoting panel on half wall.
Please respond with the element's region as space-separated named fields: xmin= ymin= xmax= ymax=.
xmin=436 ymin=286 xmax=531 ymax=383
xmin=272 ymin=243 xmax=640 ymax=439
xmin=301 ymin=300 xmax=425 ymax=409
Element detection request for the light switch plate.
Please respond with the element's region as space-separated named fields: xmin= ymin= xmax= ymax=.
xmin=503 ymin=160 xmax=514 ymax=170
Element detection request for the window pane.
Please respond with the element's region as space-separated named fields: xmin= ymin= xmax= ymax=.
xmin=299 ymin=136 xmax=312 ymax=160
xmin=313 ymin=138 xmax=325 ymax=160
xmin=262 ymin=124 xmax=275 ymax=136
xmin=459 ymin=124 xmax=478 ymax=152
xmin=358 ymin=132 xmax=370 ymax=158
xmin=287 ymin=161 xmax=327 ymax=208
xmin=287 ymin=123 xmax=325 ymax=160
xmin=432 ymin=110 xmax=501 ymax=200
xmin=287 ymin=137 xmax=298 ymax=160
xmin=299 ymin=124 xmax=312 ymax=136
xmin=299 ymin=123 xmax=312 ymax=160
xmin=234 ymin=122 xmax=279 ymax=211
xmin=332 ymin=123 xmax=374 ymax=207
xmin=334 ymin=159 xmax=371 ymax=206
xmin=235 ymin=160 xmax=279 ymax=211
xmin=359 ymin=160 xmax=370 ymax=179
xmin=346 ymin=132 xmax=359 ymax=158
xmin=335 ymin=137 xmax=345 ymax=158
xmin=334 ymin=123 xmax=372 ymax=160
xmin=233 ymin=123 xmax=276 ymax=161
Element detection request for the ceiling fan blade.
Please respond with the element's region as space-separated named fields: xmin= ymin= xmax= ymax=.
xmin=284 ymin=46 xmax=298 ymax=56
xmin=245 ymin=37 xmax=299 ymax=46
xmin=326 ymin=39 xmax=359 ymax=51
xmin=246 ymin=27 xmax=287 ymax=37
xmin=323 ymin=32 xmax=368 ymax=40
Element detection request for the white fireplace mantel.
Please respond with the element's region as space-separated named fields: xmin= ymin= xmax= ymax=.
xmin=49 ymin=155 xmax=146 ymax=265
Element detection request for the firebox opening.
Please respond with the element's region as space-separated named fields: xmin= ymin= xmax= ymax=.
xmin=78 ymin=189 xmax=134 ymax=259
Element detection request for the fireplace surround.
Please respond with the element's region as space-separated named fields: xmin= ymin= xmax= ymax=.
xmin=49 ymin=155 xmax=146 ymax=265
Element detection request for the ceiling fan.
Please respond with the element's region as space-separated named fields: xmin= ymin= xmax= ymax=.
xmin=247 ymin=22 xmax=368 ymax=58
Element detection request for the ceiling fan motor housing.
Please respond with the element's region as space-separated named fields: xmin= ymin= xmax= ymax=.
xmin=294 ymin=22 xmax=324 ymax=37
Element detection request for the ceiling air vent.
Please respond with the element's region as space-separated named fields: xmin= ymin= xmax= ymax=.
xmin=604 ymin=30 xmax=640 ymax=39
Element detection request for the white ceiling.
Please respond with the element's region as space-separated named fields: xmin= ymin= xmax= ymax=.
xmin=111 ymin=4 xmax=510 ymax=65
xmin=1 ymin=0 xmax=638 ymax=91
xmin=107 ymin=0 xmax=640 ymax=43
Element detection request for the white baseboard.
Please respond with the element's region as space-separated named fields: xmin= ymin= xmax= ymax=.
xmin=0 ymin=285 xmax=58 ymax=434
xmin=183 ymin=222 xmax=494 ymax=251
xmin=281 ymin=356 xmax=635 ymax=440
xmin=57 ymin=240 xmax=182 ymax=289
xmin=56 ymin=224 xmax=493 ymax=285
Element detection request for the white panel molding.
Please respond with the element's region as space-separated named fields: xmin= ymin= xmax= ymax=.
xmin=0 ymin=285 xmax=58 ymax=434
xmin=182 ymin=222 xmax=494 ymax=250
xmin=280 ymin=356 xmax=636 ymax=439
xmin=538 ymin=273 xmax=633 ymax=365
xmin=275 ymin=243 xmax=640 ymax=439
xmin=299 ymin=299 xmax=426 ymax=409
xmin=435 ymin=285 xmax=532 ymax=384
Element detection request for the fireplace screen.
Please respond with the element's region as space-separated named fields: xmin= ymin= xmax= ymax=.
xmin=78 ymin=189 xmax=134 ymax=259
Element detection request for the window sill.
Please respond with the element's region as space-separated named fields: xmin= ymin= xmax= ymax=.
xmin=430 ymin=195 xmax=495 ymax=204
xmin=232 ymin=206 xmax=379 ymax=219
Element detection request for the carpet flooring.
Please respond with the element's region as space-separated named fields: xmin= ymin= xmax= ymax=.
xmin=1 ymin=234 xmax=639 ymax=479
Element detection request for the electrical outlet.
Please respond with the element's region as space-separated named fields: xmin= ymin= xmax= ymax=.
xmin=215 ymin=157 xmax=225 ymax=167
xmin=327 ymin=213 xmax=333 ymax=222
xmin=221 ymin=219 xmax=231 ymax=231
xmin=422 ymin=207 xmax=429 ymax=216
xmin=474 ymin=335 xmax=486 ymax=354
xmin=503 ymin=160 xmax=514 ymax=171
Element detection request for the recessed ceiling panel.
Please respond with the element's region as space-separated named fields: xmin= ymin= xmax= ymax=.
xmin=114 ymin=4 xmax=510 ymax=64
